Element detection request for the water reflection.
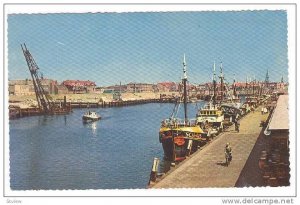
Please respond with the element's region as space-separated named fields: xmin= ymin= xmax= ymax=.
xmin=82 ymin=121 xmax=98 ymax=137
xmin=64 ymin=115 xmax=67 ymax=126
xmin=38 ymin=115 xmax=51 ymax=126
xmin=10 ymin=103 xmax=205 ymax=189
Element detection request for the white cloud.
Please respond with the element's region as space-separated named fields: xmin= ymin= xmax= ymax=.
xmin=57 ymin=41 xmax=65 ymax=46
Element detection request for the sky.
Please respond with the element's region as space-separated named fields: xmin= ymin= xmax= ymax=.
xmin=7 ymin=11 xmax=288 ymax=86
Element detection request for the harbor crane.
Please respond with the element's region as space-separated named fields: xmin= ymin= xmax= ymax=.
xmin=21 ymin=43 xmax=71 ymax=114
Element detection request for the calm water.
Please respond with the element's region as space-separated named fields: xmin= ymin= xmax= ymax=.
xmin=9 ymin=102 xmax=204 ymax=190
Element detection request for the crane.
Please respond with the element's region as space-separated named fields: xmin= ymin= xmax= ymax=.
xmin=21 ymin=43 xmax=73 ymax=115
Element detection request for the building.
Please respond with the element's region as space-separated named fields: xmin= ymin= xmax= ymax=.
xmin=263 ymin=95 xmax=289 ymax=186
xmin=9 ymin=79 xmax=33 ymax=95
xmin=40 ymin=79 xmax=58 ymax=95
xmin=126 ymin=83 xmax=155 ymax=93
xmin=9 ymin=79 xmax=57 ymax=95
xmin=62 ymin=80 xmax=96 ymax=94
xmin=157 ymin=82 xmax=178 ymax=92
xmin=267 ymin=82 xmax=286 ymax=90
xmin=54 ymin=85 xmax=69 ymax=94
xmin=265 ymin=95 xmax=289 ymax=152
xmin=197 ymin=83 xmax=211 ymax=96
xmin=104 ymin=84 xmax=127 ymax=93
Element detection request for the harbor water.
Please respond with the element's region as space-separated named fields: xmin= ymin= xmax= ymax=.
xmin=9 ymin=102 xmax=205 ymax=190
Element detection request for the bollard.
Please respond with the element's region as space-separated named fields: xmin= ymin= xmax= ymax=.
xmin=64 ymin=95 xmax=67 ymax=107
xmin=148 ymin=157 xmax=159 ymax=185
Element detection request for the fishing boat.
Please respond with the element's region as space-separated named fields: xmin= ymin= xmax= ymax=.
xmin=245 ymin=96 xmax=259 ymax=107
xmin=159 ymin=55 xmax=205 ymax=162
xmin=220 ymin=102 xmax=241 ymax=122
xmin=196 ymin=62 xmax=224 ymax=136
xmin=217 ymin=63 xmax=242 ymax=122
xmin=82 ymin=111 xmax=101 ymax=122
xmin=196 ymin=63 xmax=224 ymax=140
xmin=196 ymin=102 xmax=224 ymax=135
xmin=220 ymin=95 xmax=242 ymax=120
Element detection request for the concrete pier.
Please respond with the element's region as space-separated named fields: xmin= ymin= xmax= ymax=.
xmin=152 ymin=106 xmax=270 ymax=188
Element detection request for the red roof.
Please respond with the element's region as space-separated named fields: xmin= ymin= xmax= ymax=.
xmin=157 ymin=82 xmax=177 ymax=87
xmin=62 ymin=80 xmax=96 ymax=87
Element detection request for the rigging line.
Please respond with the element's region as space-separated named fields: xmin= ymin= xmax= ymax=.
xmin=175 ymin=99 xmax=181 ymax=118
xmin=170 ymin=97 xmax=179 ymax=119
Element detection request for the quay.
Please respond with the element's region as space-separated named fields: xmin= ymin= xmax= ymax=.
xmin=9 ymin=97 xmax=174 ymax=119
xmin=151 ymin=105 xmax=272 ymax=188
xmin=54 ymin=98 xmax=162 ymax=108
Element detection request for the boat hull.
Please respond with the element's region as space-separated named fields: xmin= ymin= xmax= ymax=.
xmin=220 ymin=104 xmax=241 ymax=120
xmin=82 ymin=116 xmax=101 ymax=122
xmin=160 ymin=134 xmax=202 ymax=162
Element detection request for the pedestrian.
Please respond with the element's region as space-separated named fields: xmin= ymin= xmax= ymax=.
xmin=225 ymin=143 xmax=232 ymax=165
xmin=235 ymin=120 xmax=240 ymax=132
xmin=225 ymin=143 xmax=232 ymax=155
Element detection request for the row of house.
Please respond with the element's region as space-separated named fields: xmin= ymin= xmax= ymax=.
xmin=9 ymin=79 xmax=62 ymax=96
xmin=195 ymin=81 xmax=287 ymax=96
xmin=8 ymin=79 xmax=167 ymax=95
xmin=102 ymin=82 xmax=180 ymax=93
xmin=8 ymin=78 xmax=287 ymax=96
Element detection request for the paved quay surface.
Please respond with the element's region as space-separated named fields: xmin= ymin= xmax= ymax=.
xmin=153 ymin=107 xmax=269 ymax=188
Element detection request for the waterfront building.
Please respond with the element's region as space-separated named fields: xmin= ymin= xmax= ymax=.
xmin=9 ymin=79 xmax=57 ymax=95
xmin=103 ymin=84 xmax=127 ymax=93
xmin=54 ymin=84 xmax=69 ymax=94
xmin=263 ymin=94 xmax=289 ymax=186
xmin=62 ymin=80 xmax=96 ymax=94
xmin=157 ymin=82 xmax=178 ymax=92
xmin=9 ymin=79 xmax=34 ymax=95
xmin=126 ymin=82 xmax=155 ymax=93
xmin=40 ymin=79 xmax=57 ymax=95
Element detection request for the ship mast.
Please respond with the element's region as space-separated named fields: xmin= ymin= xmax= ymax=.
xmin=213 ymin=61 xmax=217 ymax=106
xmin=233 ymin=74 xmax=236 ymax=97
xmin=252 ymin=75 xmax=255 ymax=96
xmin=182 ymin=54 xmax=188 ymax=123
xmin=219 ymin=61 xmax=224 ymax=102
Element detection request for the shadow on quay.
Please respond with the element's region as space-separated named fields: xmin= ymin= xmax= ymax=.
xmin=234 ymin=128 xmax=271 ymax=187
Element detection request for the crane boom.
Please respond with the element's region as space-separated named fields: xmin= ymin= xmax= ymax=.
xmin=21 ymin=43 xmax=53 ymax=113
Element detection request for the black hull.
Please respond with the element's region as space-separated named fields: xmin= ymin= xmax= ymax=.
xmin=161 ymin=137 xmax=201 ymax=162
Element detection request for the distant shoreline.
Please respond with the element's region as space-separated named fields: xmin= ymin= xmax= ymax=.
xmin=8 ymin=91 xmax=180 ymax=109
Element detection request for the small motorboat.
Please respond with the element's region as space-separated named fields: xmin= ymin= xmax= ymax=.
xmin=82 ymin=111 xmax=101 ymax=122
